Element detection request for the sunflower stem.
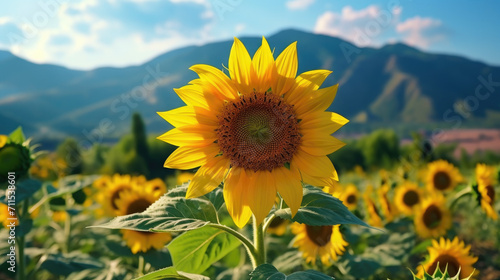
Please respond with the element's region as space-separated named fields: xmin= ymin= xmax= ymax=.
xmin=137 ymin=255 xmax=145 ymax=276
xmin=253 ymin=216 xmax=266 ymax=266
xmin=262 ymin=214 xmax=276 ymax=233
xmin=207 ymin=223 xmax=260 ymax=268
xmin=16 ymin=198 xmax=29 ymax=280
xmin=450 ymin=187 xmax=472 ymax=210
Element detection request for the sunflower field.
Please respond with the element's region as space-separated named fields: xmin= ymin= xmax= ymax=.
xmin=1 ymin=38 xmax=500 ymax=280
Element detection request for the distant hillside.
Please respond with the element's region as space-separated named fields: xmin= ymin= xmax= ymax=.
xmin=1 ymin=29 xmax=499 ymax=141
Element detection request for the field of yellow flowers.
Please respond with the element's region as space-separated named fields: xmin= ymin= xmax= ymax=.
xmin=1 ymin=37 xmax=499 ymax=280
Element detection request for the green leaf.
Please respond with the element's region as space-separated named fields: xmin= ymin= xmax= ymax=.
xmin=250 ymin=264 xmax=333 ymax=280
xmin=40 ymin=253 xmax=104 ymax=276
xmin=134 ymin=266 xmax=210 ymax=280
xmin=1 ymin=179 xmax=42 ymax=205
xmin=274 ymin=185 xmax=372 ymax=228
xmin=272 ymin=251 xmax=303 ymax=274
xmin=204 ymin=187 xmax=224 ymax=211
xmin=338 ymin=253 xmax=381 ymax=279
xmin=411 ymin=239 xmax=432 ymax=255
xmin=90 ymin=185 xmax=218 ymax=232
xmin=8 ymin=126 xmax=25 ymax=144
xmin=168 ymin=226 xmax=241 ymax=274
xmin=216 ymin=265 xmax=253 ymax=280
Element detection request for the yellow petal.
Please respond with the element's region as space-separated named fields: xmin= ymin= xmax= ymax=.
xmin=189 ymin=64 xmax=238 ymax=101
xmin=229 ymin=38 xmax=254 ymax=94
xmin=252 ymin=37 xmax=277 ymax=93
xmin=224 ymin=168 xmax=252 ymax=228
xmin=174 ymin=83 xmax=222 ymax=110
xmin=164 ymin=144 xmax=219 ymax=170
xmin=294 ymin=84 xmax=338 ymax=116
xmin=274 ymin=167 xmax=302 ymax=217
xmin=300 ymin=133 xmax=345 ymax=156
xmin=285 ymin=70 xmax=331 ymax=105
xmin=186 ymin=156 xmax=230 ymax=199
xmin=157 ymin=124 xmax=217 ymax=147
xmin=300 ymin=111 xmax=349 ymax=135
xmin=157 ymin=106 xmax=218 ymax=128
xmin=292 ymin=148 xmax=336 ymax=179
xmin=246 ymin=171 xmax=277 ymax=225
xmin=275 ymin=41 xmax=298 ymax=95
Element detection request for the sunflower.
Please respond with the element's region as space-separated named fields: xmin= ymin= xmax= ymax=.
xmin=96 ymin=174 xmax=144 ymax=217
xmin=378 ymin=184 xmax=396 ymax=222
xmin=291 ymin=223 xmax=348 ymax=265
xmin=417 ymin=237 xmax=478 ymax=279
xmin=426 ymin=160 xmax=463 ymax=192
xmin=115 ymin=189 xmax=172 ymax=254
xmin=0 ymin=135 xmax=7 ymax=148
xmin=52 ymin=211 xmax=67 ymax=223
xmin=338 ymin=184 xmax=359 ymax=211
xmin=266 ymin=216 xmax=289 ymax=236
xmin=474 ymin=163 xmax=497 ymax=220
xmin=394 ymin=181 xmax=423 ymax=216
xmin=414 ymin=193 xmax=452 ymax=238
xmin=363 ymin=186 xmax=383 ymax=228
xmin=158 ymin=37 xmax=348 ymax=227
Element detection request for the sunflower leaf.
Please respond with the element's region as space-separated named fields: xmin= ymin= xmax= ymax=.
xmin=133 ymin=266 xmax=210 ymax=280
xmin=273 ymin=185 xmax=373 ymax=228
xmin=249 ymin=264 xmax=333 ymax=279
xmin=8 ymin=126 xmax=25 ymax=144
xmin=89 ymin=185 xmax=218 ymax=232
xmin=167 ymin=226 xmax=241 ymax=274
xmin=1 ymin=178 xmax=42 ymax=205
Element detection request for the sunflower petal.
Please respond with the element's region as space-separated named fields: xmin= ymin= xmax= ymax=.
xmin=158 ymin=106 xmax=218 ymax=127
xmin=295 ymin=84 xmax=338 ymax=116
xmin=252 ymin=37 xmax=277 ymax=93
xmin=274 ymin=167 xmax=302 ymax=217
xmin=300 ymin=134 xmax=345 ymax=156
xmin=190 ymin=64 xmax=238 ymax=100
xmin=292 ymin=148 xmax=336 ymax=179
xmin=174 ymin=83 xmax=222 ymax=110
xmin=300 ymin=111 xmax=349 ymax=134
xmin=285 ymin=70 xmax=332 ymax=105
xmin=186 ymin=157 xmax=230 ymax=199
xmin=163 ymin=144 xmax=219 ymax=170
xmin=157 ymin=125 xmax=217 ymax=147
xmin=275 ymin=42 xmax=298 ymax=95
xmin=224 ymin=168 xmax=252 ymax=228
xmin=229 ymin=38 xmax=253 ymax=94
xmin=246 ymin=171 xmax=277 ymax=225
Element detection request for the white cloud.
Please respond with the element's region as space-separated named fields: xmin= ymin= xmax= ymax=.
xmin=235 ymin=23 xmax=245 ymax=33
xmin=396 ymin=16 xmax=445 ymax=48
xmin=286 ymin=0 xmax=315 ymax=10
xmin=314 ymin=5 xmax=400 ymax=47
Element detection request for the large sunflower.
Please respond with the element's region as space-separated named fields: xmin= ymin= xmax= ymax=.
xmin=414 ymin=193 xmax=452 ymax=238
xmin=474 ymin=163 xmax=497 ymax=220
xmin=115 ymin=190 xmax=172 ymax=254
xmin=158 ymin=37 xmax=348 ymax=227
xmin=394 ymin=181 xmax=423 ymax=216
xmin=291 ymin=223 xmax=348 ymax=265
xmin=426 ymin=160 xmax=463 ymax=192
xmin=417 ymin=237 xmax=478 ymax=279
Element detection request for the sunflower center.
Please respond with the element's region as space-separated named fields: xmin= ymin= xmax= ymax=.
xmin=217 ymin=91 xmax=301 ymax=172
xmin=346 ymin=194 xmax=357 ymax=204
xmin=111 ymin=185 xmax=131 ymax=210
xmin=403 ymin=190 xmax=420 ymax=207
xmin=423 ymin=205 xmax=442 ymax=229
xmin=429 ymin=254 xmax=461 ymax=277
xmin=486 ymin=185 xmax=495 ymax=205
xmin=305 ymin=225 xmax=333 ymax=247
xmin=126 ymin=198 xmax=152 ymax=215
xmin=269 ymin=216 xmax=286 ymax=228
xmin=433 ymin=171 xmax=451 ymax=190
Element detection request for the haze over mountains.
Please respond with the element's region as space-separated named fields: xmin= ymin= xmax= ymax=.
xmin=1 ymin=29 xmax=499 ymax=142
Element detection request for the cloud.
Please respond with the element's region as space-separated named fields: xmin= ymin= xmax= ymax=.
xmin=286 ymin=0 xmax=314 ymax=10
xmin=396 ymin=16 xmax=446 ymax=48
xmin=314 ymin=5 xmax=400 ymax=46
xmin=235 ymin=23 xmax=245 ymax=33
xmin=48 ymin=34 xmax=73 ymax=45
xmin=0 ymin=17 xmax=24 ymax=45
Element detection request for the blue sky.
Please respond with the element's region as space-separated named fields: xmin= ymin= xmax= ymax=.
xmin=1 ymin=0 xmax=499 ymax=70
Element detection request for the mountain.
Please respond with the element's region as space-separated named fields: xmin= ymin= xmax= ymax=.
xmin=1 ymin=29 xmax=499 ymax=141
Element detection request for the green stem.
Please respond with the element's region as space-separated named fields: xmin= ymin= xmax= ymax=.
xmin=16 ymin=199 xmax=29 ymax=280
xmin=262 ymin=214 xmax=276 ymax=234
xmin=450 ymin=187 xmax=472 ymax=210
xmin=64 ymin=212 xmax=71 ymax=253
xmin=208 ymin=223 xmax=260 ymax=268
xmin=252 ymin=216 xmax=266 ymax=266
xmin=137 ymin=255 xmax=145 ymax=276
